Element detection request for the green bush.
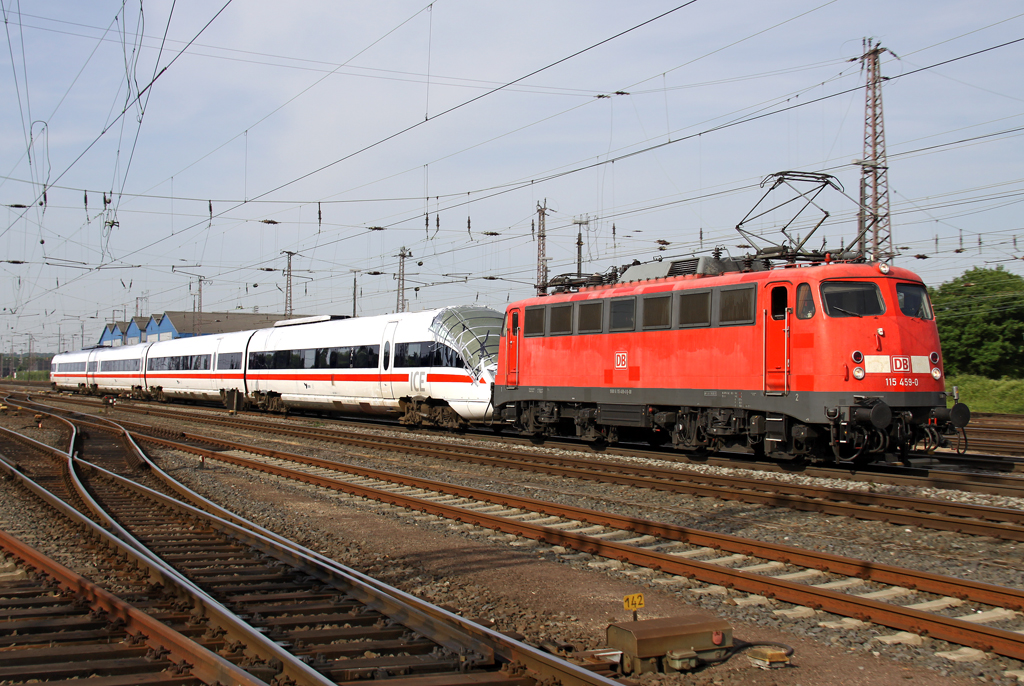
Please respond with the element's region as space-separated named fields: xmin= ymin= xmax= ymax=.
xmin=945 ymin=375 xmax=1024 ymax=414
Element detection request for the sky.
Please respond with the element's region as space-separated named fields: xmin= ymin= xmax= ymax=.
xmin=1 ymin=1 xmax=1022 ymax=353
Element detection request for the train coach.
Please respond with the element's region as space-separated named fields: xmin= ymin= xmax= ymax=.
xmin=51 ymin=305 xmax=504 ymax=426
xmin=493 ymin=255 xmax=970 ymax=463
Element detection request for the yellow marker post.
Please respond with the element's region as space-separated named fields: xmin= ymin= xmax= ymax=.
xmin=623 ymin=593 xmax=644 ymax=622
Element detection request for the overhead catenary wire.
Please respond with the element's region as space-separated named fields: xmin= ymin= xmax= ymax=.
xmin=5 ymin=9 xmax=1023 ymax=337
xmin=0 ymin=0 xmax=235 ymax=241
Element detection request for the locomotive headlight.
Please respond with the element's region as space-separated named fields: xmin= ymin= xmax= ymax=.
xmin=878 ymin=262 xmax=891 ymax=274
xmin=931 ymin=368 xmax=942 ymax=380
xmin=930 ymin=351 xmax=940 ymax=364
xmin=851 ymin=350 xmax=863 ymax=364
xmin=853 ymin=366 xmax=865 ymax=380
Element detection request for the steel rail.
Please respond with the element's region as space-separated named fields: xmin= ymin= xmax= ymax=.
xmin=18 ymin=396 xmax=1024 ymax=540
xmin=74 ymin=452 xmax=619 ymax=686
xmin=0 ymin=413 xmax=341 ymax=686
xmin=14 ymin=400 xmax=619 ymax=686
xmin=122 ymin=419 xmax=1024 ymax=542
xmin=134 ymin=431 xmax=1024 ymax=661
xmin=33 ymin=394 xmax=1024 ymax=489
xmin=134 ymin=431 xmax=1024 ymax=609
xmin=0 ymin=528 xmax=267 ymax=686
xmin=66 ymin=400 xmax=1024 ymax=517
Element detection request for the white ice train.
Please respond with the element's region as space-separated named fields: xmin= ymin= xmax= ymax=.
xmin=50 ymin=306 xmax=504 ymax=426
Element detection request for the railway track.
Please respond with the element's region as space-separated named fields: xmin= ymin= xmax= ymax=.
xmin=15 ymin=396 xmax=1024 ymax=665
xmin=120 ymin=418 xmax=1024 ymax=662
xmin=26 ymin=397 xmax=1024 ymax=539
xmin=32 ymin=393 xmax=1024 ymax=494
xmin=0 ymin=400 xmax=615 ymax=685
xmin=0 ymin=527 xmax=259 ymax=685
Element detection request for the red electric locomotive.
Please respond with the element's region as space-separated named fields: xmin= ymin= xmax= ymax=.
xmin=493 ymin=174 xmax=970 ymax=464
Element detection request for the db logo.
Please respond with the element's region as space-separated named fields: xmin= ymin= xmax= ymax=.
xmin=891 ymin=356 xmax=911 ymax=373
xmin=614 ymin=351 xmax=628 ymax=369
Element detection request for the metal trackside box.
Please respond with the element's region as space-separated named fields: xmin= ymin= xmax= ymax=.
xmin=607 ymin=613 xmax=733 ymax=674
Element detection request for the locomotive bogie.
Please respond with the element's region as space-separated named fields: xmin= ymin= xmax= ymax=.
xmin=494 ymin=261 xmax=969 ymax=463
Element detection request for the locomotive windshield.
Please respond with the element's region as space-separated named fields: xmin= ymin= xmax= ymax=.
xmin=429 ymin=306 xmax=504 ymax=377
xmin=820 ymin=281 xmax=885 ymax=318
xmin=895 ymin=283 xmax=933 ymax=320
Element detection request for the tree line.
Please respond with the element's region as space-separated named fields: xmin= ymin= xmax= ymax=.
xmin=929 ymin=266 xmax=1024 ymax=379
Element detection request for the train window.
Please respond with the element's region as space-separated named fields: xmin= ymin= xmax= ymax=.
xmin=895 ymin=283 xmax=933 ymax=320
xmin=328 ymin=347 xmax=351 ymax=368
xmin=430 ymin=344 xmax=466 ymax=370
xmin=100 ymin=359 xmax=141 ymax=372
xmin=58 ymin=361 xmax=87 ymax=373
xmin=678 ymin=291 xmax=711 ymax=327
xmin=796 ymin=283 xmax=815 ymax=319
xmin=354 ymin=345 xmax=380 ymax=369
xmin=395 ymin=342 xmax=426 ymax=367
xmin=88 ymin=361 xmax=97 ymax=372
xmin=511 ymin=311 xmax=519 ymax=336
xmin=719 ymin=287 xmax=756 ymax=325
xmin=217 ymin=352 xmax=243 ymax=370
xmin=642 ymin=295 xmax=671 ymax=329
xmin=524 ymin=307 xmax=545 ymax=336
xmin=609 ymin=298 xmax=636 ymax=332
xmin=383 ymin=342 xmax=391 ymax=370
xmin=770 ymin=286 xmax=788 ymax=320
xmin=577 ymin=301 xmax=603 ymax=333
xmin=549 ymin=304 xmax=572 ymax=335
xmin=249 ymin=346 xmax=380 ymax=370
xmin=148 ymin=354 xmax=210 ymax=371
xmin=820 ymin=281 xmax=885 ymax=317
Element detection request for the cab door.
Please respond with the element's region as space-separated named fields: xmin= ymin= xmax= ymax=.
xmin=505 ymin=308 xmax=521 ymax=389
xmin=379 ymin=321 xmax=399 ymax=399
xmin=764 ymin=283 xmax=791 ymax=394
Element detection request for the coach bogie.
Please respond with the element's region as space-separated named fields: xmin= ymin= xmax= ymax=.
xmin=399 ymin=397 xmax=466 ymax=429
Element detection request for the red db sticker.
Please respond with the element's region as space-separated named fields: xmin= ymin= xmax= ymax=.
xmin=615 ymin=352 xmax=628 ymax=369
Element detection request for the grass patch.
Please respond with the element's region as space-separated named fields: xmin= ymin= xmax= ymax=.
xmin=945 ymin=375 xmax=1024 ymax=414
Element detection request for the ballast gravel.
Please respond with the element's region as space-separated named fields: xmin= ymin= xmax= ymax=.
xmin=146 ymin=445 xmax=1002 ymax=686
xmin=12 ymin=398 xmax=1024 ymax=684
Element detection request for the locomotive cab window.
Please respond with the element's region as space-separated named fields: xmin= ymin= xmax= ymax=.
xmin=524 ymin=307 xmax=545 ymax=337
xmin=770 ymin=286 xmax=788 ymax=320
xmin=678 ymin=291 xmax=711 ymax=327
xmin=548 ymin=304 xmax=572 ymax=335
xmin=719 ymin=286 xmax=756 ymax=326
xmin=577 ymin=301 xmax=603 ymax=333
xmin=820 ymin=281 xmax=885 ymax=317
xmin=796 ymin=283 xmax=815 ymax=319
xmin=895 ymin=283 xmax=933 ymax=320
xmin=642 ymin=295 xmax=671 ymax=329
xmin=609 ymin=297 xmax=636 ymax=332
